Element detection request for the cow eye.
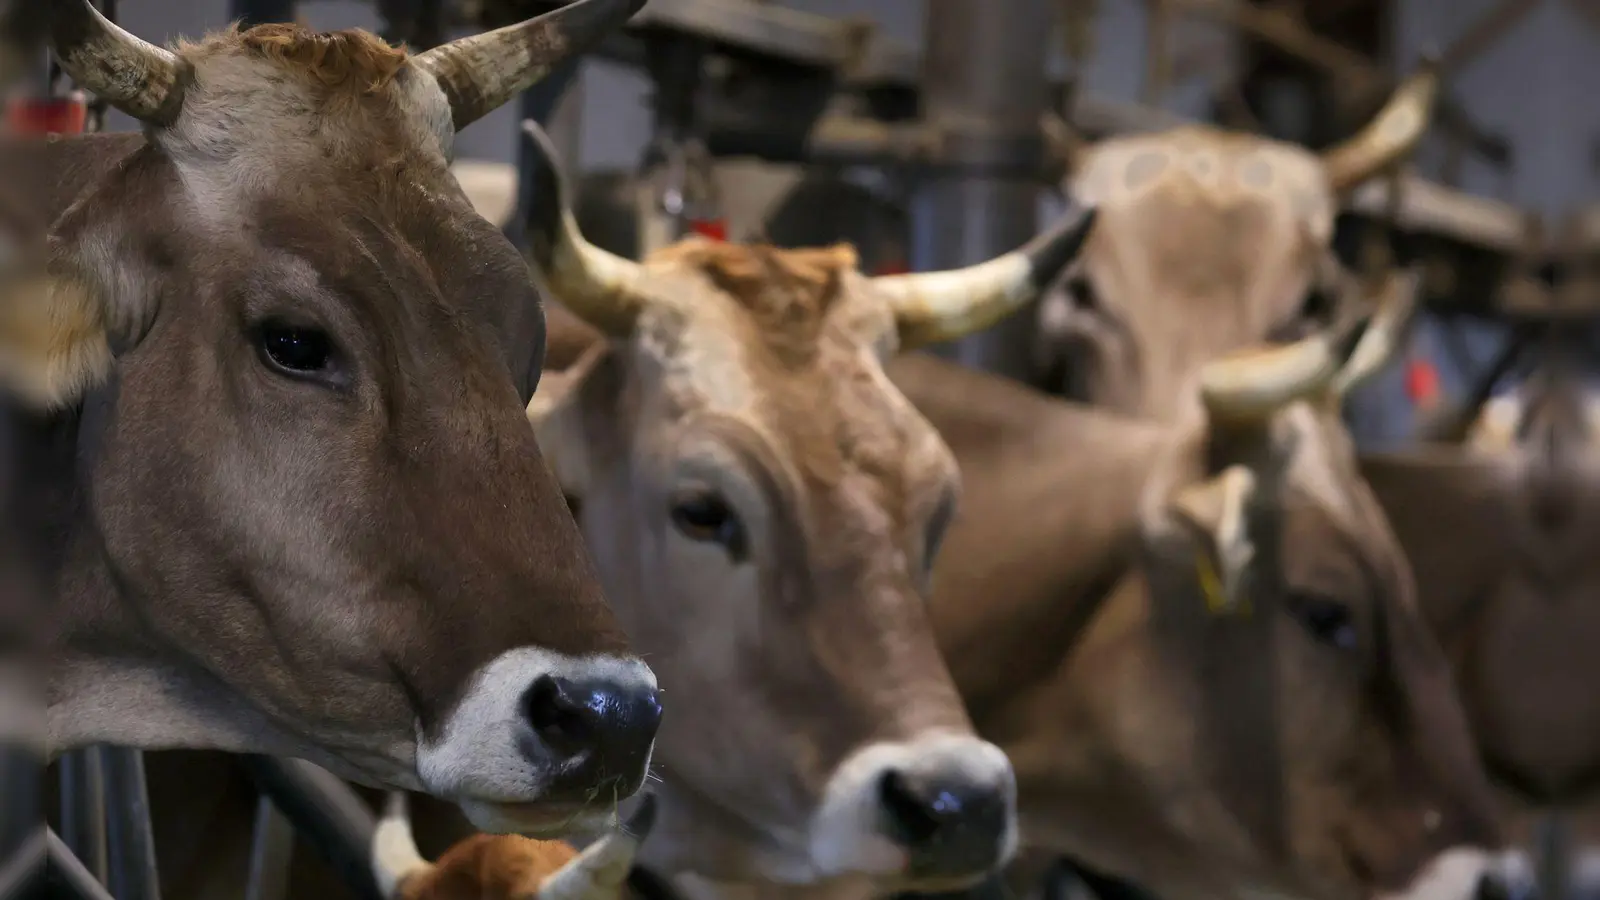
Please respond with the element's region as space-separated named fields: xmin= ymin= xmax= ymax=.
xmin=256 ymin=321 xmax=337 ymax=379
xmin=669 ymin=489 xmax=748 ymax=560
xmin=1291 ymin=592 xmax=1360 ymax=652
xmin=1066 ymin=277 xmax=1100 ymax=314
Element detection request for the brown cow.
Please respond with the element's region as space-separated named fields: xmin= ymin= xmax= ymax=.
xmin=1032 ymin=63 xmax=1437 ymax=420
xmin=512 ymin=118 xmax=1096 ymax=893
xmin=885 ymin=272 xmax=1509 ymax=900
xmin=7 ymin=0 xmax=660 ymax=835
xmin=1361 ymin=362 xmax=1600 ymax=900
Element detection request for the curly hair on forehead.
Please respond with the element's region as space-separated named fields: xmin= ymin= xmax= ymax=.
xmin=652 ymin=240 xmax=859 ymax=322
xmin=204 ymin=22 xmax=410 ymax=94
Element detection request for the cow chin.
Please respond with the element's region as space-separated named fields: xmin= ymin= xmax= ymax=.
xmin=453 ymin=799 xmax=618 ymax=838
xmin=1370 ymin=848 xmax=1494 ymax=900
xmin=805 ymin=732 xmax=1019 ymax=891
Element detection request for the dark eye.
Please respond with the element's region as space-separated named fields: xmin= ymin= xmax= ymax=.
xmin=256 ymin=321 xmax=337 ymax=379
xmin=669 ymin=489 xmax=747 ymax=560
xmin=1292 ymin=593 xmax=1360 ymax=652
xmin=925 ymin=492 xmax=956 ymax=569
xmin=1066 ymin=277 xmax=1100 ymax=313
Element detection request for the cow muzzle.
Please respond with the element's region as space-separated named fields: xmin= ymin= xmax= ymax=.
xmin=413 ymin=647 xmax=662 ymax=835
xmin=808 ymin=732 xmax=1018 ymax=889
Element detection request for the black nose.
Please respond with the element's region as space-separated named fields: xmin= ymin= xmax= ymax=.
xmin=520 ymin=673 xmax=662 ymax=802
xmin=1475 ymin=869 xmax=1539 ymax=900
xmin=877 ymin=768 xmax=1010 ymax=877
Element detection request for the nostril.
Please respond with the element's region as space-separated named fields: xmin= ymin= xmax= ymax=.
xmin=878 ymin=769 xmax=949 ymax=846
xmin=521 ymin=674 xmax=594 ymax=758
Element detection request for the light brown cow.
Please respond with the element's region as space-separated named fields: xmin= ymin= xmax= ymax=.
xmin=885 ymin=273 xmax=1509 ymax=900
xmin=511 ymin=118 xmax=1097 ymax=893
xmin=1033 ymin=64 xmax=1437 ymax=421
xmin=6 ymin=0 xmax=660 ymax=835
xmin=1361 ymin=361 xmax=1600 ymax=900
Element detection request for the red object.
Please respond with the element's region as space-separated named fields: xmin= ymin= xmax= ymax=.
xmin=1405 ymin=357 xmax=1441 ymax=409
xmin=872 ymin=259 xmax=909 ymax=276
xmin=688 ymin=218 xmax=727 ymax=242
xmin=5 ymin=95 xmax=88 ymax=136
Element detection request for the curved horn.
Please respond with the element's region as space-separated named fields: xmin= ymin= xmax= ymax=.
xmin=370 ymin=792 xmax=433 ymax=900
xmin=537 ymin=795 xmax=658 ymax=900
xmin=1329 ymin=267 xmax=1422 ymax=396
xmin=415 ymin=0 xmax=645 ymax=133
xmin=875 ymin=203 xmax=1098 ymax=350
xmin=1321 ymin=57 xmax=1440 ymax=193
xmin=48 ymin=0 xmax=187 ymax=125
xmin=521 ymin=118 xmax=650 ymax=336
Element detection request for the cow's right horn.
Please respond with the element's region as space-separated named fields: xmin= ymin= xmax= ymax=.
xmin=538 ymin=795 xmax=658 ymax=900
xmin=874 ymin=203 xmax=1098 ymax=350
xmin=1320 ymin=57 xmax=1440 ymax=193
xmin=1041 ymin=112 xmax=1091 ymax=180
xmin=521 ymin=119 xmax=650 ymax=337
xmin=49 ymin=0 xmax=188 ymax=125
xmin=415 ymin=0 xmax=645 ymax=132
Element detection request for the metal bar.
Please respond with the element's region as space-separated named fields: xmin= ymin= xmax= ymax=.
xmin=101 ymin=747 xmax=159 ymax=900
xmin=0 ymin=827 xmax=43 ymax=900
xmin=1436 ymin=0 xmax=1541 ymax=76
xmin=243 ymin=795 xmax=294 ymax=900
xmin=45 ymin=830 xmax=115 ymax=900
xmin=1142 ymin=0 xmax=1174 ymax=106
xmin=912 ymin=0 xmax=1055 ymax=380
xmin=56 ymin=748 xmax=106 ymax=884
xmin=240 ymin=756 xmax=383 ymax=900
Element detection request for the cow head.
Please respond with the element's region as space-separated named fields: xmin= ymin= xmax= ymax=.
xmin=1035 ymin=62 xmax=1438 ymax=420
xmin=11 ymin=0 xmax=663 ymax=835
xmin=1130 ymin=270 xmax=1504 ymax=900
xmin=519 ymin=120 xmax=1095 ymax=890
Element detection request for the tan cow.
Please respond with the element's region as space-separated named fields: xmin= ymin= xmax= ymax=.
xmin=8 ymin=0 xmax=661 ymax=835
xmin=885 ymin=271 xmax=1510 ymax=900
xmin=1033 ymin=63 xmax=1437 ymax=421
xmin=510 ymin=117 xmax=1097 ymax=894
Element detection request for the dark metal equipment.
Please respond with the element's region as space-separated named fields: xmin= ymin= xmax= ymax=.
xmin=909 ymin=0 xmax=1054 ymax=380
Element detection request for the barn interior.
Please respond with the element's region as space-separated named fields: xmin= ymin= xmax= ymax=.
xmin=3 ymin=1 xmax=1599 ymax=900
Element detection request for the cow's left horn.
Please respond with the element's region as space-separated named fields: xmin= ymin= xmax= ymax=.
xmin=1320 ymin=57 xmax=1440 ymax=193
xmin=875 ymin=204 xmax=1098 ymax=350
xmin=49 ymin=0 xmax=188 ymax=125
xmin=538 ymin=795 xmax=658 ymax=900
xmin=1329 ymin=267 xmax=1422 ymax=396
xmin=521 ymin=118 xmax=650 ymax=336
xmin=415 ymin=0 xmax=645 ymax=132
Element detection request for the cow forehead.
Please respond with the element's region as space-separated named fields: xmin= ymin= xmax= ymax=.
xmin=155 ymin=27 xmax=454 ymax=223
xmin=1071 ymin=128 xmax=1336 ymax=249
xmin=628 ymin=253 xmax=947 ymax=500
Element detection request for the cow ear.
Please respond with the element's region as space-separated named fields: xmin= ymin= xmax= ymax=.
xmin=526 ymin=342 xmax=608 ymax=498
xmin=0 ymin=268 xmax=114 ymax=409
xmin=1164 ymin=466 xmax=1259 ymax=616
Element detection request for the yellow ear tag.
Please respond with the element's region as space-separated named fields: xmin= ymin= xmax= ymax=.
xmin=1194 ymin=551 xmax=1249 ymax=617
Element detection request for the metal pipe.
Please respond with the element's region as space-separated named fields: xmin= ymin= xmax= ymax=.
xmin=243 ymin=795 xmax=294 ymax=900
xmin=101 ymin=747 xmax=160 ymax=900
xmin=240 ymin=756 xmax=384 ymax=900
xmin=56 ymin=748 xmax=106 ymax=883
xmin=46 ymin=829 xmax=115 ymax=900
xmin=910 ymin=0 xmax=1055 ymax=379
